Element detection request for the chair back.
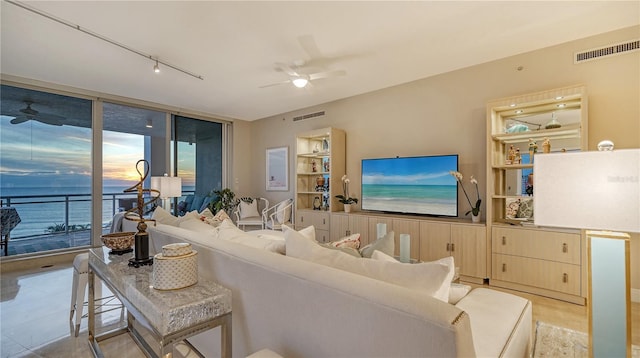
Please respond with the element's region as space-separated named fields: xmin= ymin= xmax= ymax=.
xmin=263 ymin=199 xmax=293 ymax=230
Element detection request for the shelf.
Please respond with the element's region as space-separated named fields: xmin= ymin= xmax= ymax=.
xmin=492 ymin=195 xmax=534 ymax=200
xmin=298 ymin=191 xmax=329 ymax=195
xmin=298 ymin=152 xmax=330 ymax=158
xmin=492 ymin=163 xmax=533 ymax=170
xmin=491 ymin=123 xmax=580 ymax=143
xmin=297 ymin=171 xmax=330 ymax=175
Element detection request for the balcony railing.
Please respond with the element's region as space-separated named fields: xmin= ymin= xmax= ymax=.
xmin=0 ymin=191 xmax=193 ymax=256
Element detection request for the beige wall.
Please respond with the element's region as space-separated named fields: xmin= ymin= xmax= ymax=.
xmin=239 ymin=26 xmax=640 ymax=290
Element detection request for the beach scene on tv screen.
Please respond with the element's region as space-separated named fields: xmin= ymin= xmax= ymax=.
xmin=362 ymin=156 xmax=458 ymax=216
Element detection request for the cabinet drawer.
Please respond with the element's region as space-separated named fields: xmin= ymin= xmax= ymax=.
xmin=315 ymin=229 xmax=330 ymax=243
xmin=492 ymin=227 xmax=580 ymax=264
xmin=312 ymin=212 xmax=330 ymax=231
xmin=492 ymin=254 xmax=581 ymax=295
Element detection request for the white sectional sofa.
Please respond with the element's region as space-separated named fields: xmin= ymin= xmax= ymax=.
xmin=147 ymin=217 xmax=532 ymax=357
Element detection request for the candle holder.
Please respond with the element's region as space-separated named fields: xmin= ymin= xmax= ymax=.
xmin=123 ymin=159 xmax=160 ymax=268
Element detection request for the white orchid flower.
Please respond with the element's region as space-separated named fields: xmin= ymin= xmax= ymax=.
xmin=344 ymin=178 xmax=350 ymax=184
xmin=341 ymin=175 xmax=347 ymax=181
xmin=470 ymin=176 xmax=478 ymax=185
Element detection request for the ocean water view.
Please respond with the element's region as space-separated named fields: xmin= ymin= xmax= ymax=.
xmin=362 ymin=184 xmax=457 ymax=216
xmin=0 ymin=185 xmax=193 ymax=238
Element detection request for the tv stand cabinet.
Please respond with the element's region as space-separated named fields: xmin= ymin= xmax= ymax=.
xmin=330 ymin=211 xmax=487 ymax=284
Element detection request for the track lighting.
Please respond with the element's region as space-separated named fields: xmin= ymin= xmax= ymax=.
xmin=153 ymin=60 xmax=160 ymax=73
xmin=146 ymin=119 xmax=153 ymax=128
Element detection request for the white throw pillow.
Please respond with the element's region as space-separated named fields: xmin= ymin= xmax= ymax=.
xmin=285 ymin=229 xmax=452 ymax=302
xmin=276 ymin=201 xmax=291 ymax=223
xmin=240 ymin=200 xmax=260 ymax=219
xmin=199 ymin=208 xmax=215 ymax=220
xmin=360 ymin=231 xmax=395 ymax=258
xmin=283 ymin=224 xmax=316 ymax=242
xmin=371 ymin=250 xmax=398 ymax=262
xmin=178 ymin=218 xmax=217 ymax=233
xmin=218 ymin=219 xmax=285 ymax=254
xmin=151 ymin=206 xmax=180 ymax=226
xmin=370 ymin=249 xmax=456 ymax=301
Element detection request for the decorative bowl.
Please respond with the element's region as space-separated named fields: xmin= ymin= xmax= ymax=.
xmin=101 ymin=232 xmax=135 ymax=252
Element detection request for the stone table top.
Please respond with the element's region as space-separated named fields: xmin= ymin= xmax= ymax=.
xmin=89 ymin=247 xmax=231 ymax=336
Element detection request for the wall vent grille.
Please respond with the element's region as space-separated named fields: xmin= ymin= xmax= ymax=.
xmin=293 ymin=111 xmax=325 ymax=121
xmin=574 ymin=39 xmax=639 ymax=64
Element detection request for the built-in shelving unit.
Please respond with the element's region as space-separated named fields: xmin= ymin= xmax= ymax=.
xmin=295 ymin=127 xmax=346 ymax=241
xmin=486 ymin=85 xmax=588 ymax=304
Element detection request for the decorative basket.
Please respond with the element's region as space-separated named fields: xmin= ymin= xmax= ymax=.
xmin=152 ymin=243 xmax=198 ymax=290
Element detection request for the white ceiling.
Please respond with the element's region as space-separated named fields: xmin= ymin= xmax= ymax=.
xmin=1 ymin=1 xmax=638 ymax=121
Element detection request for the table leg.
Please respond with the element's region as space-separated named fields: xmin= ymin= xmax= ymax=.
xmin=88 ymin=269 xmax=95 ymax=341
xmin=221 ymin=314 xmax=232 ymax=358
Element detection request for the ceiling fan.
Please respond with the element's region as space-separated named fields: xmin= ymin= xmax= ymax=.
xmin=260 ymin=61 xmax=346 ymax=89
xmin=10 ymin=101 xmax=65 ymax=126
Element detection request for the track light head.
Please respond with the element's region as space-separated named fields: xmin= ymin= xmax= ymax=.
xmin=153 ymin=60 xmax=160 ymax=73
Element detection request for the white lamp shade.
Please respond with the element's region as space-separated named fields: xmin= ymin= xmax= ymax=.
xmin=534 ymin=149 xmax=639 ymax=233
xmin=151 ymin=176 xmax=182 ymax=199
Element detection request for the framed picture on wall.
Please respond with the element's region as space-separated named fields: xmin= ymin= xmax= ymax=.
xmin=266 ymin=146 xmax=289 ymax=191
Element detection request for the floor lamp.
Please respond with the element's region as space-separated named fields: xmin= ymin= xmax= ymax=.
xmin=534 ymin=147 xmax=639 ymax=357
xmin=151 ymin=174 xmax=182 ymax=215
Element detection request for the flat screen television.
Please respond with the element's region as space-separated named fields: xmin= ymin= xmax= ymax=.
xmin=361 ymin=155 xmax=458 ymax=217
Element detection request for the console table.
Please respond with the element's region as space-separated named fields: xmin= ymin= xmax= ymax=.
xmin=88 ymin=247 xmax=232 ymax=358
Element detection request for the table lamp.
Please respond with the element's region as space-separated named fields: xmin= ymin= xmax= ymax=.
xmin=534 ymin=146 xmax=639 ymax=357
xmin=151 ymin=174 xmax=182 ymax=214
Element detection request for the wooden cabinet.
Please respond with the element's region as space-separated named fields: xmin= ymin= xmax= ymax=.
xmin=330 ymin=213 xmax=369 ymax=243
xmin=331 ymin=212 xmax=487 ymax=282
xmin=296 ymin=211 xmax=330 ymax=243
xmin=295 ymin=127 xmax=345 ymax=241
xmin=486 ymin=85 xmax=588 ymax=304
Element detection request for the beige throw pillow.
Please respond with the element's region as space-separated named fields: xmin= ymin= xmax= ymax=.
xmin=359 ymin=231 xmax=395 ymax=258
xmin=285 ymin=229 xmax=452 ymax=302
xmin=239 ymin=200 xmax=260 ymax=219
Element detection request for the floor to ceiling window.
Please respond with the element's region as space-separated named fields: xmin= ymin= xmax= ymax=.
xmin=102 ymin=102 xmax=167 ymax=221
xmin=173 ymin=115 xmax=225 ymax=199
xmin=0 ymin=81 xmax=230 ymax=258
xmin=0 ymin=85 xmax=93 ymax=256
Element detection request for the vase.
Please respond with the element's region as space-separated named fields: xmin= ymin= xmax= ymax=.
xmin=344 ymin=204 xmax=352 ymax=213
xmin=472 ymin=212 xmax=480 ymax=223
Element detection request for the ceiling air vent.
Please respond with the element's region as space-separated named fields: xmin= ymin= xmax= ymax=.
xmin=293 ymin=111 xmax=325 ymax=122
xmin=574 ymin=39 xmax=639 ymax=64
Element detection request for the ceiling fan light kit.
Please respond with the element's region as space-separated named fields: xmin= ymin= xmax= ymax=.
xmin=292 ymin=76 xmax=309 ymax=88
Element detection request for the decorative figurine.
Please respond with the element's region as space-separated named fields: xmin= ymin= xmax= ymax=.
xmin=528 ymin=139 xmax=538 ymax=163
xmin=324 ymin=159 xmax=330 ymax=172
xmin=542 ymin=137 xmax=551 ymax=153
xmin=313 ymin=196 xmax=321 ymax=210
xmin=525 ymin=173 xmax=534 ymax=196
xmin=311 ymin=160 xmax=317 ymax=173
xmin=507 ymin=145 xmax=516 ymax=165
xmin=514 ymin=148 xmax=522 ymax=164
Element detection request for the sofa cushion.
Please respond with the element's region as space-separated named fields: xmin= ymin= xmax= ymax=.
xmin=285 ymin=228 xmax=452 ymax=302
xmin=360 ymin=231 xmax=395 ymax=258
xmin=179 ymin=217 xmax=217 ymax=233
xmin=455 ymin=288 xmax=532 ymax=357
xmin=448 ymin=283 xmax=472 ymax=305
xmin=151 ymin=206 xmax=181 ymax=226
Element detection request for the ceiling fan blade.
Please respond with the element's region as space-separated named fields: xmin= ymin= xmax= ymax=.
xmin=259 ymin=80 xmax=292 ymax=88
xmin=275 ymin=62 xmax=300 ymax=77
xmin=10 ymin=116 xmax=29 ymax=124
xmin=36 ymin=116 xmax=64 ymax=126
xmin=35 ymin=112 xmax=65 ymax=122
xmin=309 ymin=69 xmax=347 ymax=81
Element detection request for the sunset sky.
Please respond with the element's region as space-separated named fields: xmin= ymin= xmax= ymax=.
xmin=0 ymin=116 xmax=195 ymax=191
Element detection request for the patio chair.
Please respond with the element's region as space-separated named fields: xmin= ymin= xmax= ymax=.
xmin=262 ymin=199 xmax=293 ymax=231
xmin=234 ymin=197 xmax=269 ymax=231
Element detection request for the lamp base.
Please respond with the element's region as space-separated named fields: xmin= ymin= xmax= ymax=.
xmin=128 ymin=256 xmax=154 ymax=268
xmin=128 ymin=226 xmax=153 ymax=268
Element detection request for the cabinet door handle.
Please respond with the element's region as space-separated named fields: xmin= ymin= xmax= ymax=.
xmin=562 ymin=243 xmax=568 ymax=253
xmin=446 ymin=243 xmax=450 ymax=252
xmin=502 ymin=236 xmax=506 ymax=245
xmin=563 ymin=273 xmax=568 ymax=283
xmin=450 ymin=243 xmax=455 ymax=252
xmin=323 ymin=218 xmax=326 ymax=225
xmin=502 ymin=263 xmax=507 ymax=272
xmin=346 ymin=230 xmax=351 ymax=236
xmin=301 ymin=216 xmax=304 ymax=223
